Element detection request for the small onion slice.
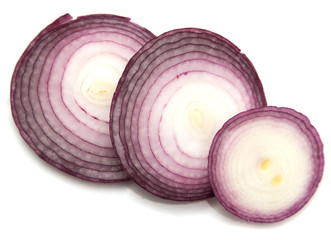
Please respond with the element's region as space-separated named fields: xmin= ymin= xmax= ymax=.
xmin=10 ymin=14 xmax=155 ymax=182
xmin=208 ymin=106 xmax=324 ymax=222
xmin=111 ymin=28 xmax=267 ymax=201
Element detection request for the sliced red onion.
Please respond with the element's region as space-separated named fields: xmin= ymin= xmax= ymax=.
xmin=209 ymin=106 xmax=324 ymax=222
xmin=111 ymin=28 xmax=267 ymax=201
xmin=10 ymin=14 xmax=155 ymax=182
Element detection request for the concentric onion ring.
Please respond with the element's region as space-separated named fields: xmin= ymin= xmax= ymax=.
xmin=111 ymin=28 xmax=267 ymax=201
xmin=10 ymin=14 xmax=155 ymax=182
xmin=208 ymin=106 xmax=324 ymax=222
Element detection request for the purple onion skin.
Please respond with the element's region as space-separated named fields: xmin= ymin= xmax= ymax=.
xmin=11 ymin=14 xmax=155 ymax=182
xmin=208 ymin=106 xmax=324 ymax=223
xmin=111 ymin=28 xmax=267 ymax=201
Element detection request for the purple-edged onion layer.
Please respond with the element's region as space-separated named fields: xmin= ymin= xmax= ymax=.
xmin=209 ymin=106 xmax=324 ymax=222
xmin=10 ymin=14 xmax=155 ymax=182
xmin=111 ymin=28 xmax=267 ymax=201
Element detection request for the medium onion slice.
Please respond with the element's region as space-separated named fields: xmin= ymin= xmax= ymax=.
xmin=10 ymin=14 xmax=155 ymax=182
xmin=208 ymin=106 xmax=324 ymax=222
xmin=111 ymin=28 xmax=267 ymax=201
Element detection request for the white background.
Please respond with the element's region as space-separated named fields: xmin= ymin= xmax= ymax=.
xmin=1 ymin=0 xmax=330 ymax=239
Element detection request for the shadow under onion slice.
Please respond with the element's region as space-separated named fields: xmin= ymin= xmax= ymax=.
xmin=208 ymin=106 xmax=324 ymax=222
xmin=10 ymin=13 xmax=155 ymax=182
xmin=111 ymin=28 xmax=267 ymax=201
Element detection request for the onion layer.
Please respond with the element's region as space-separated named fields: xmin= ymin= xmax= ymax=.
xmin=111 ymin=28 xmax=267 ymax=201
xmin=10 ymin=14 xmax=155 ymax=182
xmin=208 ymin=106 xmax=324 ymax=222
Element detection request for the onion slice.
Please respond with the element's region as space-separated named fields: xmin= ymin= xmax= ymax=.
xmin=111 ymin=28 xmax=267 ymax=201
xmin=10 ymin=14 xmax=155 ymax=182
xmin=208 ymin=106 xmax=324 ymax=222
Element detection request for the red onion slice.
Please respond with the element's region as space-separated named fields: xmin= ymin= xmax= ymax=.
xmin=111 ymin=28 xmax=267 ymax=200
xmin=208 ymin=106 xmax=324 ymax=222
xmin=10 ymin=14 xmax=155 ymax=182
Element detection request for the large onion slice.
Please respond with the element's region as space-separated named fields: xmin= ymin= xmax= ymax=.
xmin=111 ymin=28 xmax=267 ymax=201
xmin=208 ymin=106 xmax=324 ymax=222
xmin=10 ymin=14 xmax=155 ymax=182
